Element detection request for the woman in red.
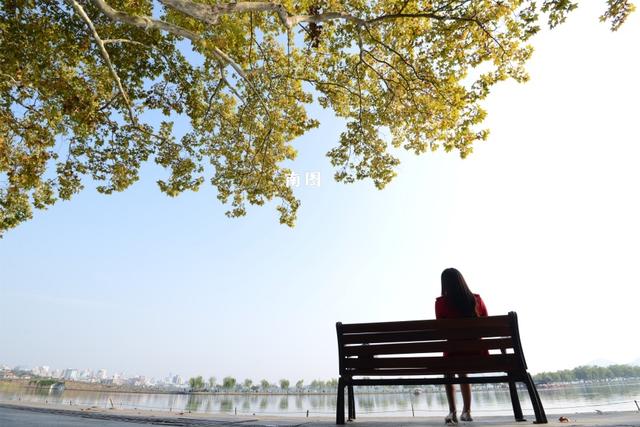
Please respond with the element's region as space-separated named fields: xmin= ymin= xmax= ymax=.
xmin=435 ymin=268 xmax=488 ymax=424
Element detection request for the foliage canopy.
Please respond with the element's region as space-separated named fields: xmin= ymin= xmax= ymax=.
xmin=222 ymin=375 xmax=237 ymax=389
xmin=188 ymin=375 xmax=205 ymax=390
xmin=0 ymin=0 xmax=635 ymax=234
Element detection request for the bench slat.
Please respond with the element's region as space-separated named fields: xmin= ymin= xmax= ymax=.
xmin=340 ymin=315 xmax=510 ymax=333
xmin=350 ymin=375 xmax=518 ymax=386
xmin=344 ymin=354 xmax=518 ymax=371
xmin=346 ymin=364 xmax=517 ymax=376
xmin=343 ymin=337 xmax=514 ymax=356
xmin=342 ymin=326 xmax=512 ymax=344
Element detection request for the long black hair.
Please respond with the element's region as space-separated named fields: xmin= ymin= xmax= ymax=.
xmin=441 ymin=268 xmax=478 ymax=317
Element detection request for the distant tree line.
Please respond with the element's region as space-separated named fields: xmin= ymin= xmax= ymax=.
xmin=187 ymin=376 xmax=338 ymax=393
xmin=188 ymin=366 xmax=640 ymax=391
xmin=533 ymin=364 xmax=640 ymax=384
xmin=28 ymin=379 xmax=59 ymax=387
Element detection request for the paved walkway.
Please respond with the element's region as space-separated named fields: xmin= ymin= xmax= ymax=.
xmin=1 ymin=403 xmax=638 ymax=427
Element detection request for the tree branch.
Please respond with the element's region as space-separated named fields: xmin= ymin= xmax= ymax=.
xmin=102 ymin=38 xmax=147 ymax=46
xmin=89 ymin=0 xmax=248 ymax=80
xmin=159 ymin=0 xmax=290 ymax=28
xmin=91 ymin=0 xmax=197 ymax=40
xmin=67 ymin=0 xmax=135 ymax=122
xmin=156 ymin=0 xmax=490 ymax=30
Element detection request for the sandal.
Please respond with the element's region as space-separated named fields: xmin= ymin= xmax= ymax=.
xmin=461 ymin=411 xmax=473 ymax=422
xmin=445 ymin=411 xmax=458 ymax=425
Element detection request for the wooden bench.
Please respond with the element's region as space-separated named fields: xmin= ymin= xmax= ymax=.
xmin=335 ymin=311 xmax=547 ymax=424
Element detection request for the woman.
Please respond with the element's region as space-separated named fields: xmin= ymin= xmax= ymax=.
xmin=435 ymin=268 xmax=488 ymax=424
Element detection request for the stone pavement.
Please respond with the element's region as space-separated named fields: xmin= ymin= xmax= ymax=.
xmin=0 ymin=403 xmax=638 ymax=427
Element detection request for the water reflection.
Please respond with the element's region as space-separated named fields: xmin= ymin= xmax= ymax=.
xmin=185 ymin=395 xmax=201 ymax=412
xmin=279 ymin=396 xmax=288 ymax=410
xmin=259 ymin=397 xmax=268 ymax=410
xmin=295 ymin=396 xmax=304 ymax=410
xmin=0 ymin=382 xmax=638 ymax=417
xmin=219 ymin=397 xmax=233 ymax=412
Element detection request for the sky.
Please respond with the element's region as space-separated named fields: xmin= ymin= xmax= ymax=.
xmin=1 ymin=3 xmax=639 ymax=383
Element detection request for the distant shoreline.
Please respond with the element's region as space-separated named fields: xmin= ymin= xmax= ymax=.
xmin=0 ymin=379 xmax=404 ymax=396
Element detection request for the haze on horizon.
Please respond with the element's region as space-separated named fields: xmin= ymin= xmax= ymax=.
xmin=1 ymin=3 xmax=639 ymax=383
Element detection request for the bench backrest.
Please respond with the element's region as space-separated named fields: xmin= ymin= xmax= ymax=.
xmin=336 ymin=312 xmax=528 ymax=379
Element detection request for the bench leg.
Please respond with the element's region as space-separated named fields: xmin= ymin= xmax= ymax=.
xmin=524 ymin=373 xmax=547 ymax=424
xmin=508 ymin=381 xmax=526 ymax=422
xmin=348 ymin=385 xmax=356 ymax=420
xmin=336 ymin=377 xmax=346 ymax=425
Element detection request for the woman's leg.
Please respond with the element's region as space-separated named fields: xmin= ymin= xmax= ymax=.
xmin=460 ymin=383 xmax=471 ymax=412
xmin=445 ymin=384 xmax=457 ymax=412
xmin=460 ymin=374 xmax=473 ymax=421
xmin=445 ymin=375 xmax=458 ymax=423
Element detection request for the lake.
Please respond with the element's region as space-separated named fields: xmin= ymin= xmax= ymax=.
xmin=1 ymin=382 xmax=639 ymax=418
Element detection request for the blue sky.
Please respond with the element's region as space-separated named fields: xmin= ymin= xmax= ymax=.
xmin=1 ymin=3 xmax=639 ymax=382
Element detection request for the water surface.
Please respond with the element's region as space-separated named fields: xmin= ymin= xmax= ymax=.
xmin=1 ymin=382 xmax=638 ymax=417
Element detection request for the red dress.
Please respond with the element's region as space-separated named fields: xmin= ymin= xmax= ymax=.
xmin=435 ymin=294 xmax=488 ymax=319
xmin=435 ymin=294 xmax=488 ymax=357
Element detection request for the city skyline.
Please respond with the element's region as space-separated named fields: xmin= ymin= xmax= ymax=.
xmin=1 ymin=363 xmax=186 ymax=388
xmin=0 ymin=361 xmax=338 ymax=389
xmin=4 ymin=353 xmax=640 ymax=386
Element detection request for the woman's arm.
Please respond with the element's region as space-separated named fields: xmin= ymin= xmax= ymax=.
xmin=475 ymin=295 xmax=488 ymax=317
xmin=435 ymin=297 xmax=447 ymax=319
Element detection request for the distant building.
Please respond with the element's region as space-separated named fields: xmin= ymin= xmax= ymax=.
xmin=109 ymin=373 xmax=123 ymax=385
xmin=127 ymin=376 xmax=148 ymax=387
xmin=0 ymin=369 xmax=17 ymax=379
xmin=79 ymin=369 xmax=92 ymax=380
xmin=97 ymin=369 xmax=108 ymax=380
xmin=63 ymin=369 xmax=78 ymax=380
